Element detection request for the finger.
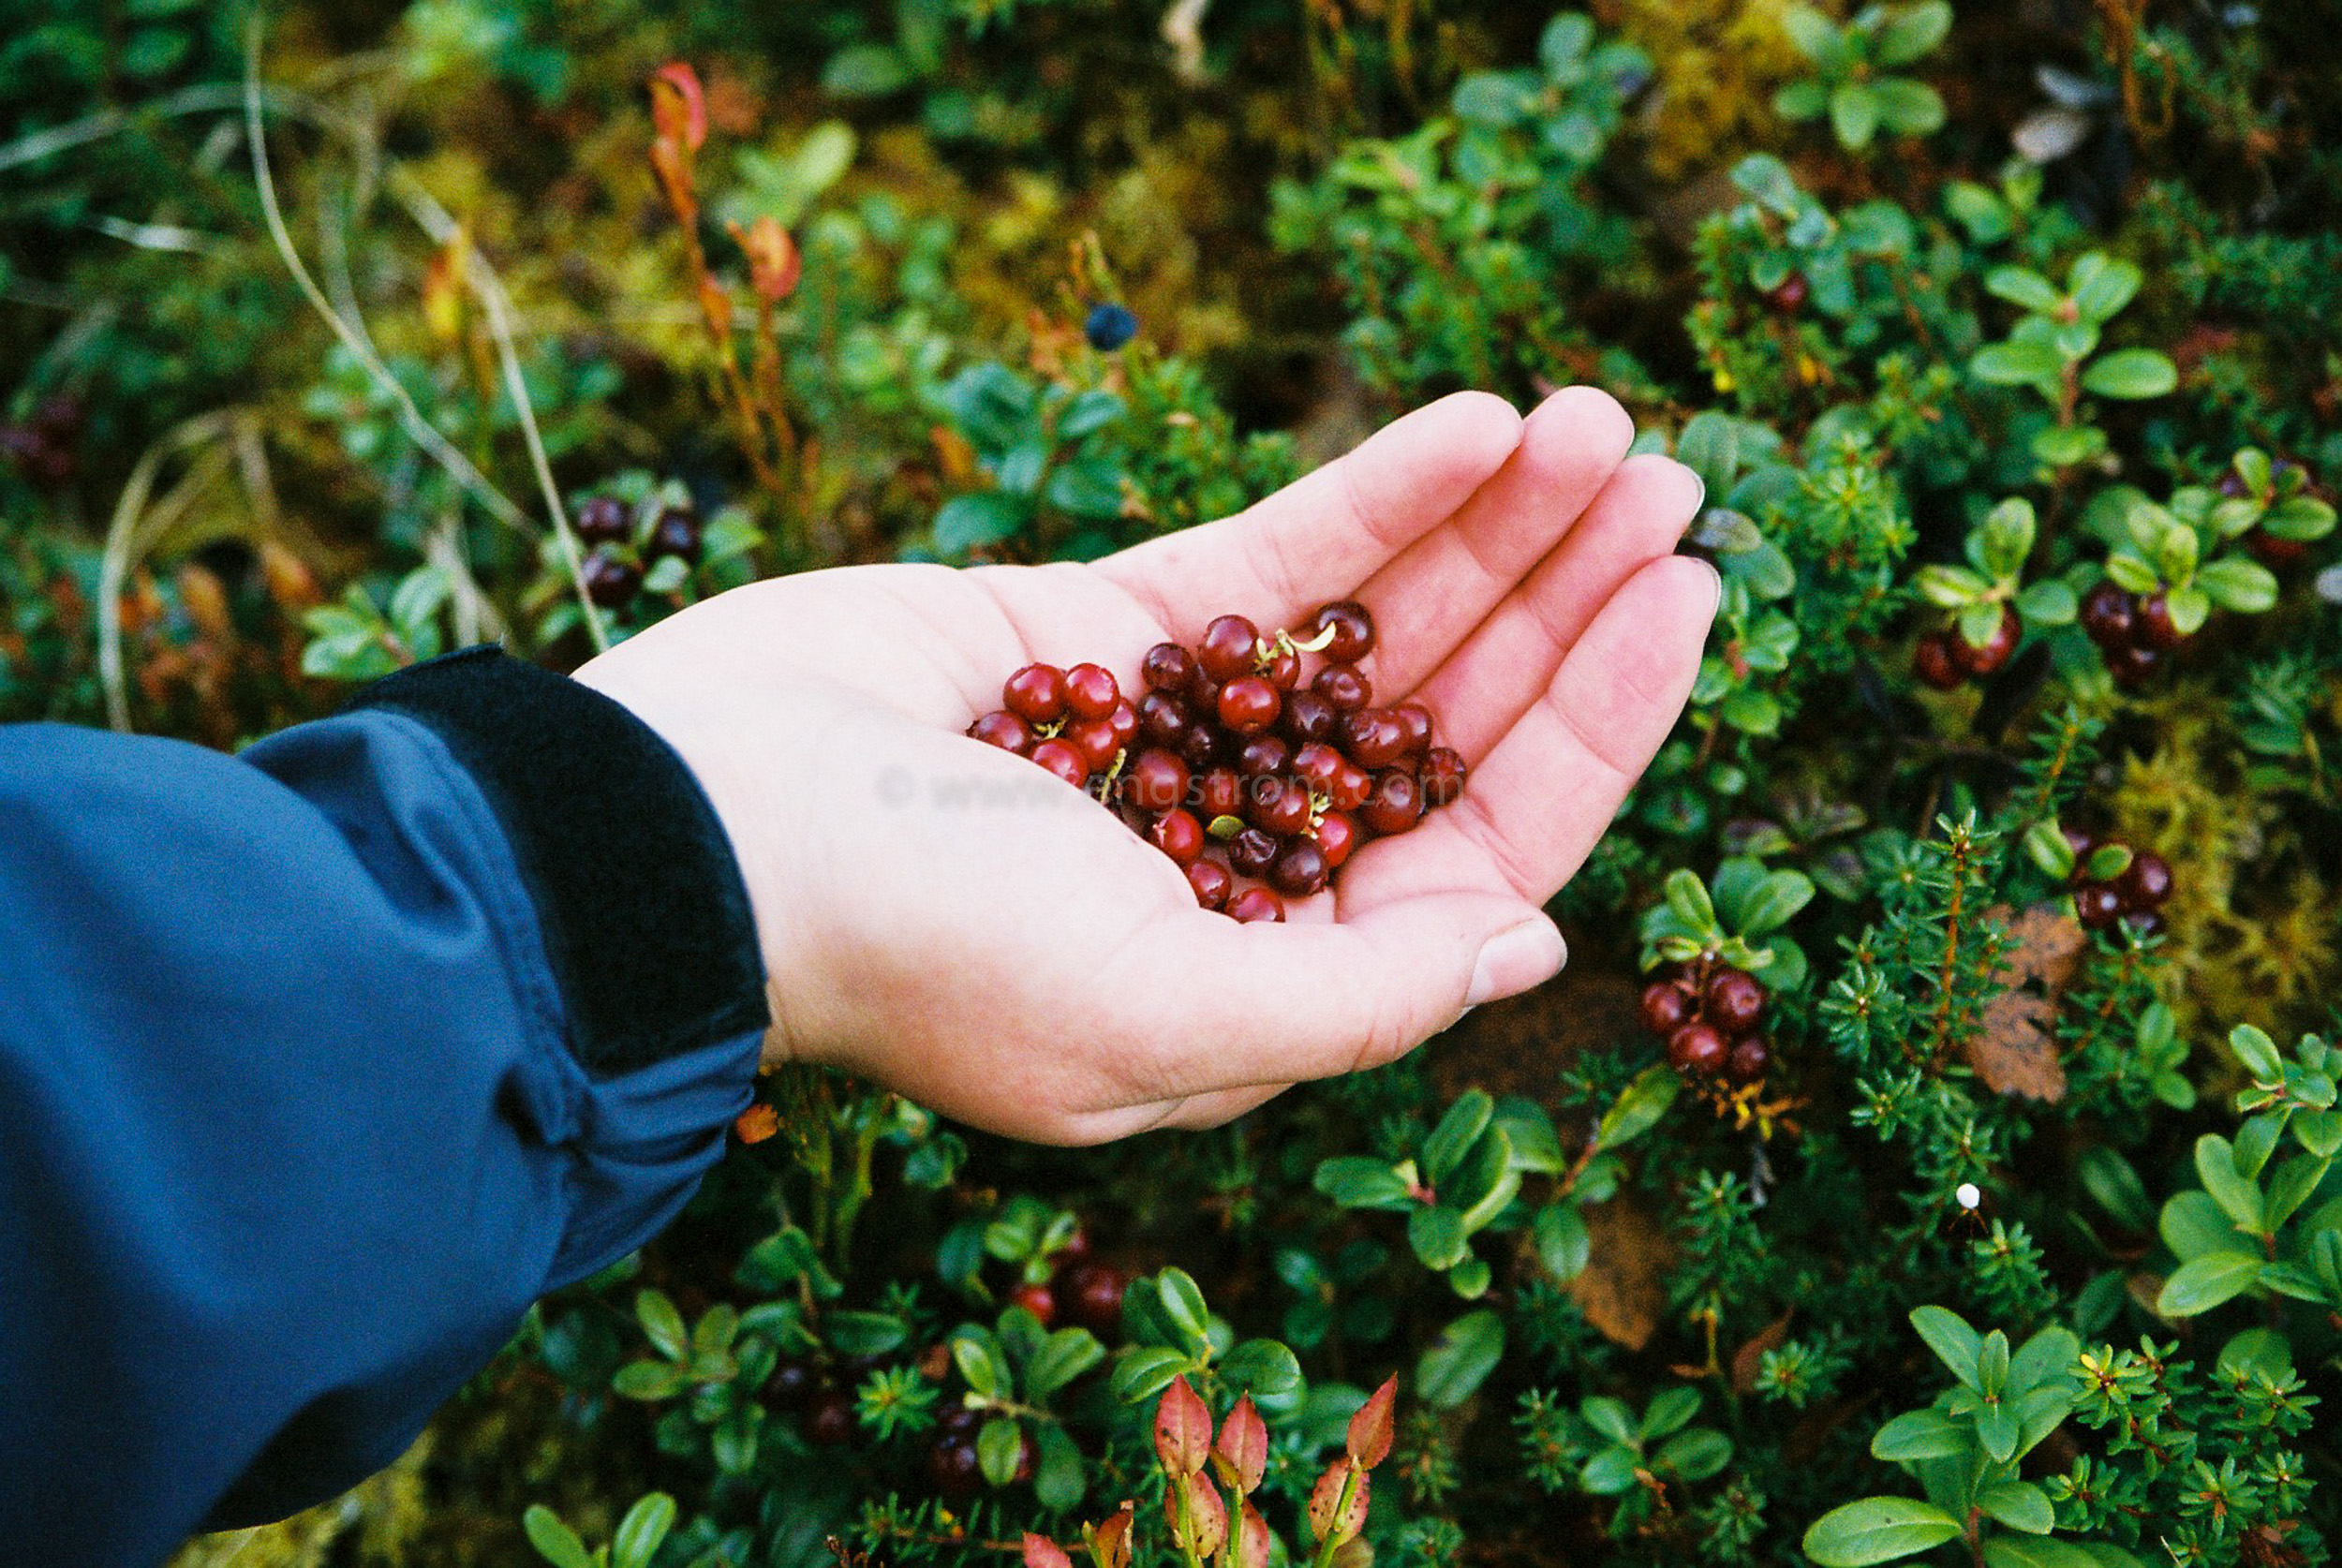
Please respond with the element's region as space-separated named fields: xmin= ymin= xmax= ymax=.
xmin=1343 ymin=554 xmax=1718 ymax=909
xmin=1408 ymin=453 xmax=1705 ymax=760
xmin=1152 ymin=1084 xmax=1292 ymax=1132
xmin=1106 ymin=890 xmax=1564 ymax=1096
xmin=1094 ymin=391 xmax=1523 ymax=636
xmin=1349 ymin=387 xmax=1636 ymax=697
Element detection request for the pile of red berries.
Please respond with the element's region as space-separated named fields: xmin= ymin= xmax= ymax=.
xmin=966 ymin=600 xmax=1467 ymax=924
xmin=573 ymin=492 xmax=704 ymax=609
xmin=1914 ymin=606 xmax=2022 ymax=690
xmin=2062 ymin=826 xmax=2172 ymax=935
xmin=1006 ymin=1238 xmax=1127 ymax=1339
xmin=1638 ymin=960 xmax=1772 ymax=1087
xmin=2078 ymin=580 xmax=2184 ymax=686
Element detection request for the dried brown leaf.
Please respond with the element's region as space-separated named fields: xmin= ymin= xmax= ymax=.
xmin=1731 ymin=1311 xmax=1795 ymax=1395
xmin=1963 ymin=902 xmax=2085 ymax=1102
xmin=1564 ymin=1198 xmax=1675 ymax=1351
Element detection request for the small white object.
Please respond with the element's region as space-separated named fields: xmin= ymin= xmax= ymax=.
xmin=1956 ymin=1182 xmax=1982 ymax=1210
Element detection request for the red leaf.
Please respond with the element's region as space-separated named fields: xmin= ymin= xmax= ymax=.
xmin=1164 ymin=1473 xmax=1228 ymax=1559
xmin=1213 ymin=1394 xmax=1268 ymax=1495
xmin=1345 ymin=1375 xmax=1398 ymax=1468
xmin=1153 ymin=1376 xmax=1212 ymax=1476
xmin=1022 ymin=1535 xmax=1075 ymax=1568
xmin=1085 ymin=1505 xmax=1133 ymax=1568
xmin=649 ymin=63 xmax=708 ymax=153
xmin=1307 ymin=1460 xmax=1369 ymax=1546
xmin=1230 ymin=1502 xmax=1270 ymax=1568
xmin=727 ymin=216 xmax=803 ymax=305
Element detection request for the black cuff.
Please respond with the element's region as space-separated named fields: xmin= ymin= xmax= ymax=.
xmin=347 ymin=645 xmax=768 ymax=1076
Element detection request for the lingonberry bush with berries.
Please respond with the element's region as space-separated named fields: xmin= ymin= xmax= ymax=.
xmin=6 ymin=4 xmax=2341 ymax=1567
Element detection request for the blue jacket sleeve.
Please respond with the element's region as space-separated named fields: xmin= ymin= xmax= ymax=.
xmin=0 ymin=647 xmax=769 ymax=1568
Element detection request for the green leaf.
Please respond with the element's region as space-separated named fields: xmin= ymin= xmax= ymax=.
xmin=2159 ymin=1190 xmax=2246 ymax=1260
xmin=1026 ymin=1327 xmax=1105 ymax=1400
xmin=1976 ymin=1398 xmax=2023 ymax=1464
xmin=822 ymin=43 xmax=912 ymax=96
xmin=1452 ymin=69 xmax=1537 ymax=127
xmin=1416 ymin=1309 xmax=1505 ymax=1408
xmin=1676 ymin=412 xmax=1741 ymax=494
xmin=2157 ymin=1251 xmax=2262 ymax=1316
xmin=1872 ymin=1408 xmax=1967 ymax=1461
xmin=2015 ymin=579 xmax=2077 ymax=624
xmin=1801 ymin=1497 xmax=1964 ymax=1565
xmin=1155 ymin=1268 xmax=1212 ymax=1353
xmin=612 ymin=1359 xmax=684 ymax=1400
xmin=952 ymin=1329 xmax=1014 ymax=1400
xmin=1977 ymin=1479 xmax=2053 ymax=1534
xmin=2081 ymin=348 xmax=2177 ymax=400
xmin=1909 ymin=1306 xmax=1983 ymax=1389
xmin=1579 ymin=1444 xmax=1641 ymax=1494
xmin=1985 ymin=1537 xmax=2114 ymax=1568
xmin=1219 ymin=1337 xmax=1304 ymax=1398
xmin=1533 ymin=1203 xmax=1591 ymax=1281
xmin=1033 ymin=1422 xmax=1087 ymax=1512
xmin=1870 ymin=78 xmax=1945 ymax=136
xmin=2032 ymin=423 xmax=2108 ymax=467
xmin=2164 ymin=584 xmax=2211 ymax=636
xmin=1581 ymin=1396 xmax=1638 ymax=1445
xmin=933 ymin=491 xmax=1028 ymax=555
xmin=1538 ymin=11 xmax=1595 ymax=73
xmin=2229 ymin=1024 xmax=2284 ymax=1079
xmin=1873 ymin=3 xmax=1952 ymax=66
xmin=1111 ymin=1345 xmax=1193 ymax=1402
xmin=1781 ymin=7 xmax=1841 ymax=63
xmin=1423 ymin=1090 xmax=1495 ymax=1183
xmin=637 ymin=1290 xmax=688 ymax=1362
xmin=612 ymin=1493 xmax=677 ymax=1568
xmin=1830 ymin=81 xmax=1881 ymax=148
xmin=1408 ymin=1206 xmax=1472 ymax=1271
xmin=825 ymin=1309 xmax=909 ymax=1358
xmin=1641 ymin=1386 xmax=1700 ymax=1439
xmin=1774 ymin=78 xmax=1830 ymax=120
xmin=2069 ymin=254 xmax=2143 ymax=322
xmin=1972 ymin=339 xmax=2065 ymax=386
xmin=522 ymin=1506 xmax=596 ymax=1568
xmin=1056 ymin=389 xmax=1126 ymax=441
xmin=1315 ymin=1156 xmax=1415 ymax=1211
xmin=1447 ymin=1256 xmax=1493 ymax=1299
xmin=1657 ymin=1427 xmax=1733 ymax=1481
xmin=1596 ymin=1065 xmax=1682 ymax=1150
xmin=1494 ymin=1097 xmax=1565 ymax=1174
xmin=2195 ymin=1134 xmax=2264 ymax=1231
xmin=2023 ymin=820 xmax=2078 ymax=880
xmin=977 ymin=1416 xmax=1024 ymax=1487
xmin=2197 ymin=556 xmax=2278 ymax=614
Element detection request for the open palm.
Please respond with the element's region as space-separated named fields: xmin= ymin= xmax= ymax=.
xmin=577 ymin=389 xmax=1713 ymax=1143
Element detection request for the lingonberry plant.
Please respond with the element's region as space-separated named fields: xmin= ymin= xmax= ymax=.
xmin=7 ymin=3 xmax=2340 ymax=1566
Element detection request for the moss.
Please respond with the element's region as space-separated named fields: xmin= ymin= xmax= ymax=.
xmin=1612 ymin=0 xmax=1807 ymax=182
xmin=168 ymin=1434 xmax=433 ymax=1568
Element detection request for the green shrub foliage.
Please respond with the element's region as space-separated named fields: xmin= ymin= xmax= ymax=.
xmin=5 ymin=2 xmax=2340 ymax=1565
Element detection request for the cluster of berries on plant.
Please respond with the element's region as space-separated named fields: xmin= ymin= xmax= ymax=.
xmin=770 ymin=1351 xmax=878 ymax=1451
xmin=2061 ymin=825 xmax=2172 ymax=936
xmin=1913 ymin=605 xmax=2022 ymax=690
xmin=572 ymin=491 xmax=704 ymax=609
xmin=1639 ymin=959 xmax=1772 ymax=1087
xmin=967 ymin=600 xmax=1467 ymax=925
xmin=1005 ymin=1227 xmax=1127 ymax=1339
xmin=2078 ymin=579 xmax=2186 ymax=687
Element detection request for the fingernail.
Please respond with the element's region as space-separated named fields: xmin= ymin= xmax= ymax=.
xmin=1466 ymin=920 xmax=1567 ymax=1008
xmin=1699 ymin=557 xmax=1724 ymax=616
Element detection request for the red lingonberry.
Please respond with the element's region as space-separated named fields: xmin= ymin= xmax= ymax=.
xmin=1186 ymin=859 xmax=1232 ymax=911
xmin=1104 ymin=699 xmax=1140 ymax=752
xmin=1236 ymin=734 xmax=1291 ymax=780
xmin=2108 ymin=643 xmax=2162 ymax=685
xmin=968 ymin=710 xmax=1031 ymax=754
xmin=1060 ymin=1264 xmax=1128 ymax=1334
xmin=2136 ymin=592 xmax=2186 ymax=651
xmin=1199 ymin=615 xmax=1262 ymax=682
xmin=1009 ymin=1281 xmax=1058 ymax=1326
xmin=1136 ymin=690 xmax=1193 ymax=749
xmin=1269 ymin=839 xmax=1329 ymax=898
xmin=1703 ymin=968 xmax=1767 ymax=1035
xmin=807 ymin=1389 xmax=857 ymax=1445
xmin=1951 ymin=606 xmax=2021 ymax=677
xmin=1913 ymin=632 xmax=1964 ymax=691
xmin=1313 ymin=663 xmax=1371 ymax=712
xmin=2073 ymin=881 xmax=2125 ymax=930
xmin=2122 ymin=909 xmax=2167 ymax=938
xmin=1638 ymin=979 xmax=1697 ymax=1037
xmin=2117 ymin=850 xmax=2172 ymax=909
xmin=1198 ymin=766 xmax=1245 ymax=821
xmin=1149 ymin=809 xmax=1206 ymax=865
xmin=1063 ymin=717 xmax=1122 ymax=771
xmin=1227 ymin=827 xmax=1280 ymax=879
xmin=1249 ymin=775 xmax=1314 ymax=837
xmin=1314 ymin=811 xmax=1359 ymax=869
xmin=1030 ymin=738 xmax=1089 ymax=787
xmin=2059 ymin=821 xmax=2097 ymax=865
xmin=1004 ymin=663 xmax=1069 ymax=723
xmin=1726 ymin=1036 xmax=1771 ymax=1084
xmin=769 ymin=1356 xmax=815 ymax=1408
xmin=1178 ymin=721 xmax=1223 ymax=771
xmin=574 ymin=495 xmax=630 ymax=544
xmin=1668 ymin=1021 xmax=1729 ymax=1076
xmin=1359 ymin=769 xmax=1424 ymax=836
xmin=1142 ymin=642 xmax=1198 ymax=693
xmin=1310 ymin=600 xmax=1376 ymax=663
xmin=2246 ymin=528 xmax=2309 ymax=568
xmin=1228 ymin=887 xmax=1285 ymax=924
xmin=1418 ymin=747 xmax=1467 ymax=807
xmin=1765 ymin=271 xmax=1810 ymax=312
xmin=584 ymin=550 xmax=644 ymax=607
xmin=1327 ymin=759 xmax=1372 ymax=814
xmin=1390 ymin=702 xmax=1435 ymax=755
xmin=1219 ymin=675 xmax=1282 ymax=734
xmin=1262 ymin=644 xmax=1301 ymax=691
xmin=1293 ymin=742 xmax=1344 ymax=794
xmin=1063 ymin=662 xmax=1120 ymax=720
xmin=1341 ymin=708 xmax=1412 ymax=768
xmin=928 ymin=1436 xmax=982 ymax=1499
xmin=2078 ymin=581 xmax=2135 ymax=647
xmin=1124 ymin=748 xmax=1190 ymax=812
xmin=1282 ymin=688 xmax=1339 ymax=745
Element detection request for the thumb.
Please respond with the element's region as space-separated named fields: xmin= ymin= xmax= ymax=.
xmin=1124 ymin=893 xmax=1566 ymax=1095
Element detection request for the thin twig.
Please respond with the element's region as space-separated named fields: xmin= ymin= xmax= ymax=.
xmin=98 ymin=412 xmax=242 ymax=732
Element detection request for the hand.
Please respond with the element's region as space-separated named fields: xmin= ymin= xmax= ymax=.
xmin=575 ymin=388 xmax=1715 ymax=1144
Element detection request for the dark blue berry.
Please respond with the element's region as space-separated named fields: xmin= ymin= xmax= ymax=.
xmin=1084 ymin=303 xmax=1138 ymax=351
